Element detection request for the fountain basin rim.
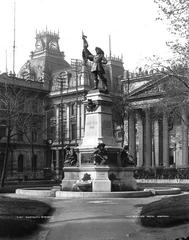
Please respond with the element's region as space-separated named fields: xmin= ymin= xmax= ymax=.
xmin=15 ymin=187 xmax=181 ymax=198
xmin=55 ymin=190 xmax=153 ymax=198
xmin=63 ymin=166 xmax=136 ymax=171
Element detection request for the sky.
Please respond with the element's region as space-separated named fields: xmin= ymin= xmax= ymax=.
xmin=0 ymin=0 xmax=173 ymax=74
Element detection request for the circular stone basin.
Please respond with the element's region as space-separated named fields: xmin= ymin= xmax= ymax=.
xmin=16 ymin=187 xmax=152 ymax=198
xmin=15 ymin=187 xmax=182 ymax=198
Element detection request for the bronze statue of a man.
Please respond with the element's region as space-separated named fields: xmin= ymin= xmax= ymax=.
xmin=82 ymin=33 xmax=108 ymax=92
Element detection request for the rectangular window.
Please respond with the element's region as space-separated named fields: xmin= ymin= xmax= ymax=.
xmin=18 ymin=154 xmax=24 ymax=172
xmin=32 ymin=100 xmax=38 ymax=113
xmin=71 ymin=103 xmax=76 ymax=116
xmin=50 ymin=126 xmax=56 ymax=140
xmin=0 ymin=126 xmax=6 ymax=138
xmin=32 ymin=154 xmax=37 ymax=172
xmin=71 ymin=123 xmax=77 ymax=140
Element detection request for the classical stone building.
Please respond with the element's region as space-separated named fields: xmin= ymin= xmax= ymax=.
xmin=0 ymin=30 xmax=124 ymax=180
xmin=121 ymin=69 xmax=189 ymax=168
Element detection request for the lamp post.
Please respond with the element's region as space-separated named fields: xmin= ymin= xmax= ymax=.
xmin=71 ymin=59 xmax=82 ymax=146
xmin=57 ymin=72 xmax=68 ymax=179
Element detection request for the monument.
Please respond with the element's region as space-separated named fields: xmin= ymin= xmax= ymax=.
xmin=61 ymin=34 xmax=137 ymax=192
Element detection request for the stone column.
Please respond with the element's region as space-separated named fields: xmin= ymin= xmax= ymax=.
xmin=55 ymin=149 xmax=59 ymax=178
xmin=182 ymin=107 xmax=188 ymax=166
xmin=163 ymin=112 xmax=169 ymax=167
xmin=153 ymin=120 xmax=160 ymax=166
xmin=50 ymin=150 xmax=54 ymax=171
xmin=55 ymin=106 xmax=59 ymax=141
xmin=144 ymin=109 xmax=152 ymax=167
xmin=81 ymin=103 xmax=85 ymax=138
xmin=77 ymin=103 xmax=81 ymax=139
xmin=136 ymin=111 xmax=144 ymax=167
xmin=128 ymin=110 xmax=136 ymax=161
xmin=66 ymin=105 xmax=70 ymax=140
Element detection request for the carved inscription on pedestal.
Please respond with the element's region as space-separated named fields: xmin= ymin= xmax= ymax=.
xmin=81 ymin=153 xmax=94 ymax=165
xmin=85 ymin=115 xmax=98 ymax=137
xmin=95 ymin=171 xmax=107 ymax=179
xmin=102 ymin=119 xmax=112 ymax=136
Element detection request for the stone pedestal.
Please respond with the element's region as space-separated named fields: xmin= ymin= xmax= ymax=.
xmin=61 ymin=166 xmax=137 ymax=192
xmin=78 ymin=90 xmax=120 ymax=167
xmin=110 ymin=167 xmax=138 ymax=191
xmin=92 ymin=166 xmax=111 ymax=192
xmin=61 ymin=89 xmax=137 ymax=192
xmin=61 ymin=167 xmax=80 ymax=191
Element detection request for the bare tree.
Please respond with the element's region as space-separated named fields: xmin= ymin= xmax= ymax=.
xmin=154 ymin=0 xmax=189 ymax=65
xmin=144 ymin=0 xmax=189 ymax=124
xmin=0 ymin=82 xmax=45 ymax=187
xmin=23 ymin=100 xmax=55 ymax=172
xmin=112 ymin=95 xmax=129 ymax=147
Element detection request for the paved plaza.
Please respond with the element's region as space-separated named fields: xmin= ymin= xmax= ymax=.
xmin=5 ymin=193 xmax=188 ymax=240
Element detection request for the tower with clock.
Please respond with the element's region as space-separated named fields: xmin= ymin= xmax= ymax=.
xmin=18 ymin=30 xmax=70 ymax=86
xmin=34 ymin=30 xmax=60 ymax=53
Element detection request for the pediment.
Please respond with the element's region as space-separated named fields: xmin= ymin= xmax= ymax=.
xmin=127 ymin=74 xmax=169 ymax=101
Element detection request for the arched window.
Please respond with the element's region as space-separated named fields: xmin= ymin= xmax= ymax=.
xmin=18 ymin=154 xmax=24 ymax=172
xmin=32 ymin=154 xmax=37 ymax=172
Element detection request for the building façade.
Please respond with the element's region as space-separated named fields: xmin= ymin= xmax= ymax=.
xmin=121 ymin=67 xmax=189 ymax=170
